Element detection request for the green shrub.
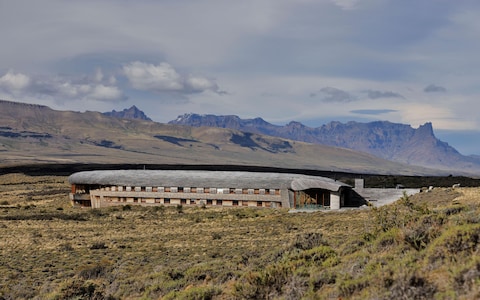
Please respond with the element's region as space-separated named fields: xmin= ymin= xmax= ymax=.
xmin=298 ymin=245 xmax=337 ymax=267
xmin=374 ymin=228 xmax=401 ymax=250
xmin=58 ymin=242 xmax=74 ymax=252
xmin=163 ymin=285 xmax=221 ymax=300
xmin=454 ymin=260 xmax=480 ymax=292
xmin=388 ymin=273 xmax=437 ymax=299
xmin=402 ymin=214 xmax=444 ymax=251
xmin=211 ymin=232 xmax=222 ymax=240
xmin=443 ymin=225 xmax=480 ymax=255
xmin=90 ymin=242 xmax=108 ymax=250
xmin=337 ymin=275 xmax=369 ymax=297
xmin=309 ymin=270 xmax=336 ymax=291
xmin=77 ymin=259 xmax=113 ymax=280
xmin=233 ymin=263 xmax=293 ymax=299
xmin=176 ymin=204 xmax=184 ymax=213
xmin=291 ymin=232 xmax=328 ymax=250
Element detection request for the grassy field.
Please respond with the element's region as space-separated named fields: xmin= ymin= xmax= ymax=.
xmin=1 ymin=173 xmax=480 ymax=299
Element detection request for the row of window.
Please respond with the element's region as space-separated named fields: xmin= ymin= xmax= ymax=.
xmin=99 ymin=196 xmax=282 ymax=208
xmin=100 ymin=186 xmax=281 ymax=195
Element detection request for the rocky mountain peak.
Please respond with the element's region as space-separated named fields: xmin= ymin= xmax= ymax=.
xmin=416 ymin=122 xmax=434 ymax=136
xmin=103 ymin=106 xmax=152 ymax=121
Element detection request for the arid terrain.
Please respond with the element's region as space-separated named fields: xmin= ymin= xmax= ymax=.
xmin=1 ymin=173 xmax=480 ymax=299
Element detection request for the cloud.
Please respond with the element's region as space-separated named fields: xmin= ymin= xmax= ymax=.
xmin=315 ymin=87 xmax=356 ymax=103
xmin=365 ymin=90 xmax=404 ymax=99
xmin=123 ymin=61 xmax=223 ymax=94
xmin=0 ymin=69 xmax=126 ymax=102
xmin=0 ymin=70 xmax=31 ymax=91
xmin=351 ymin=109 xmax=398 ymax=115
xmin=424 ymin=84 xmax=447 ymax=93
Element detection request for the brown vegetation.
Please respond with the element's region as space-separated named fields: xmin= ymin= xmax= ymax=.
xmin=1 ymin=173 xmax=479 ymax=299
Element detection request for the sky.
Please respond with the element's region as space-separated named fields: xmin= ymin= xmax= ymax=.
xmin=0 ymin=0 xmax=479 ymax=155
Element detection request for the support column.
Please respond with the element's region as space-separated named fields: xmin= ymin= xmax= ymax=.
xmin=330 ymin=192 xmax=340 ymax=210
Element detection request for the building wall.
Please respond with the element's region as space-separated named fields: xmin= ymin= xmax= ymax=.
xmin=330 ymin=192 xmax=341 ymax=210
xmin=78 ymin=184 xmax=286 ymax=208
xmin=71 ymin=183 xmax=349 ymax=210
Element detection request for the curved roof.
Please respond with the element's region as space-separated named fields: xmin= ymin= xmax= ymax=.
xmin=69 ymin=170 xmax=349 ymax=192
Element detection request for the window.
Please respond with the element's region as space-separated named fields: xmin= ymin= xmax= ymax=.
xmin=233 ymin=200 xmax=239 ymax=206
xmin=164 ymin=198 xmax=170 ymax=204
xmin=216 ymin=200 xmax=223 ymax=206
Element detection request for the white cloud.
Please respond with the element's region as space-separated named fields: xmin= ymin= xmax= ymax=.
xmin=90 ymin=85 xmax=124 ymax=101
xmin=0 ymin=69 xmax=125 ymax=103
xmin=123 ymin=61 xmax=222 ymax=94
xmin=123 ymin=62 xmax=183 ymax=92
xmin=0 ymin=70 xmax=31 ymax=91
xmin=185 ymin=74 xmax=220 ymax=93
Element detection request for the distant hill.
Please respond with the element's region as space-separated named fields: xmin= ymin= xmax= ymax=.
xmin=169 ymin=113 xmax=480 ymax=174
xmin=0 ymin=99 xmax=448 ymax=176
xmin=103 ymin=105 xmax=152 ymax=121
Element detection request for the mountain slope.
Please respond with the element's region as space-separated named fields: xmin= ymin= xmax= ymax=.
xmin=169 ymin=113 xmax=480 ymax=174
xmin=0 ymin=100 xmax=444 ymax=175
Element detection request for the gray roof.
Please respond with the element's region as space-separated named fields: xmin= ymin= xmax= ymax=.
xmin=68 ymin=170 xmax=349 ymax=192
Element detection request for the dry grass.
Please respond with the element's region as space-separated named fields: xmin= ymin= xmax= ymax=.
xmin=0 ymin=174 xmax=479 ymax=299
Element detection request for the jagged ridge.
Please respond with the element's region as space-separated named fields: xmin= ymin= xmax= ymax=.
xmin=169 ymin=113 xmax=480 ymax=173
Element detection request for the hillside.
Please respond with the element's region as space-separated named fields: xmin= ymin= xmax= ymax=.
xmin=0 ymin=99 xmax=444 ymax=176
xmin=170 ymin=113 xmax=480 ymax=174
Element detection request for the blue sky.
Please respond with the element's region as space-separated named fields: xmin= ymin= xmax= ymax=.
xmin=0 ymin=0 xmax=479 ymax=155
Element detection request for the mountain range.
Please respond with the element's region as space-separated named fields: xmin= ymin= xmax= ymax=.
xmin=0 ymin=99 xmax=478 ymax=176
xmin=169 ymin=113 xmax=480 ymax=175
